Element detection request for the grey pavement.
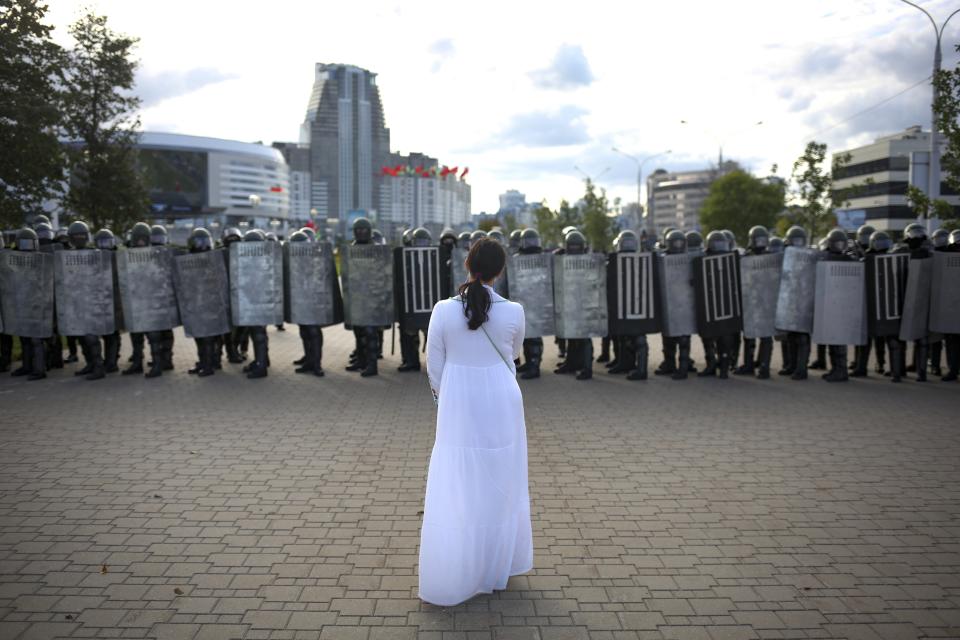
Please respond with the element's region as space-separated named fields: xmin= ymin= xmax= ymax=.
xmin=1 ymin=327 xmax=959 ymax=640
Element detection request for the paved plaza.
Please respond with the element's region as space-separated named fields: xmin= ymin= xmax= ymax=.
xmin=1 ymin=327 xmax=959 ymax=640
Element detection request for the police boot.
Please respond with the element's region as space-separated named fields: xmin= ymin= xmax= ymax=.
xmin=730 ymin=335 xmax=742 ymax=372
xmin=671 ymin=337 xmax=691 ymax=380
xmin=554 ymin=340 xmax=579 ymax=374
xmin=361 ymin=330 xmax=379 ymax=377
xmin=104 ymin=333 xmax=120 ymax=373
xmin=27 ymin=339 xmax=47 ymax=381
xmin=874 ymin=337 xmax=886 ymax=374
xmin=610 ymin=338 xmax=634 ymax=374
xmin=378 ymin=329 xmax=385 ymax=359
xmin=162 ymin=331 xmax=175 ymax=371
xmin=12 ymin=338 xmax=33 ymax=377
xmin=735 ymin=338 xmax=756 ymax=375
xmin=943 ymin=336 xmax=959 ymax=382
xmin=246 ymin=328 xmax=269 ymax=379
xmin=597 ymin=336 xmax=611 ymax=363
xmin=655 ymin=338 xmax=677 ymax=375
xmin=311 ymin=329 xmax=325 ymax=377
xmin=851 ymin=343 xmax=869 ymax=377
xmin=915 ymin=340 xmax=928 ymax=382
xmin=47 ymin=336 xmax=63 ymax=369
xmin=0 ymin=334 xmax=11 ymax=372
xmin=576 ymin=339 xmax=594 ymax=380
xmin=145 ymin=333 xmax=164 ymax=378
xmin=887 ymin=338 xmax=904 ymax=382
xmin=65 ymin=335 xmax=78 ymax=363
xmin=930 ymin=340 xmax=943 ymax=377
xmin=756 ymin=337 xmax=773 ymax=379
xmin=398 ymin=332 xmax=421 ymax=372
xmin=189 ymin=338 xmax=204 ymax=374
xmin=83 ymin=336 xmax=105 ymax=381
xmin=517 ymin=341 xmax=532 ymax=374
xmin=213 ymin=336 xmax=223 ymax=370
xmin=778 ymin=337 xmax=794 ymax=376
xmin=225 ymin=332 xmax=244 ymax=363
xmin=521 ymin=340 xmax=542 ymax=380
xmin=791 ymin=334 xmax=810 ymax=380
xmin=198 ymin=339 xmax=216 ymax=377
xmin=809 ymin=344 xmax=826 ymax=369
xmin=75 ymin=338 xmax=94 ymax=376
xmin=556 ymin=338 xmax=567 ymax=359
xmin=294 ymin=326 xmax=309 ymax=365
xmin=123 ymin=333 xmax=144 ymax=375
xmin=824 ymin=345 xmax=848 ymax=382
xmin=718 ymin=337 xmax=731 ymax=380
xmin=697 ymin=339 xmax=717 ymax=377
xmin=626 ymin=337 xmax=649 ymax=381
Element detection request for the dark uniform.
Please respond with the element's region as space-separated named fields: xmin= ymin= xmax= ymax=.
xmin=516 ymin=228 xmax=546 ymax=380
xmin=93 ymin=228 xmax=122 ymax=375
xmin=735 ymin=225 xmax=775 ymax=379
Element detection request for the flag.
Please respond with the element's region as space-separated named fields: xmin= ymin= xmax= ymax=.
xmin=461 ymin=167 xmax=470 ymax=180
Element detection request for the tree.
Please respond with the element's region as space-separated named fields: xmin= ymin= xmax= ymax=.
xmin=477 ymin=217 xmax=499 ymax=232
xmin=580 ymin=179 xmax=616 ymax=252
xmin=0 ymin=0 xmax=65 ymax=229
xmin=61 ymin=11 xmax=147 ymax=231
xmin=907 ymin=185 xmax=958 ymax=230
xmin=934 ymin=43 xmax=960 ymax=194
xmin=533 ymin=199 xmax=582 ymax=249
xmin=789 ymin=141 xmax=850 ymax=242
xmin=699 ymin=169 xmax=785 ymax=245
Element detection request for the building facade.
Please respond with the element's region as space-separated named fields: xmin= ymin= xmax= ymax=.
xmin=832 ymin=126 xmax=960 ymax=232
xmin=272 ymin=142 xmax=311 ymax=224
xmin=300 ymin=63 xmax=391 ymax=230
xmin=380 ymin=152 xmax=471 ymax=240
xmin=645 ymin=161 xmax=739 ymax=236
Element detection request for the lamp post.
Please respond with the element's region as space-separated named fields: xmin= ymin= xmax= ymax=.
xmin=899 ymin=0 xmax=959 ymax=231
xmin=611 ymin=148 xmax=672 ymax=234
xmin=573 ymin=165 xmax=611 ymax=185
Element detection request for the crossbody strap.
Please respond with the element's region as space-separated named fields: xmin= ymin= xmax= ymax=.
xmin=480 ymin=324 xmax=515 ymax=375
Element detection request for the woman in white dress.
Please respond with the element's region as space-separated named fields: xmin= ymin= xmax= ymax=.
xmin=419 ymin=238 xmax=533 ymax=606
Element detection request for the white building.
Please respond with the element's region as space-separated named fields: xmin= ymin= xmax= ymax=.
xmin=832 ymin=126 xmax=960 ymax=233
xmin=381 ymin=152 xmax=471 ymax=238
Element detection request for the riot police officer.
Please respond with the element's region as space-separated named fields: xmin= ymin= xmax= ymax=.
xmin=851 ymin=224 xmax=876 ymax=259
xmin=345 ymin=217 xmax=383 ymax=377
xmin=608 ymin=229 xmax=654 ymax=381
xmin=851 ymin=230 xmax=889 ymax=377
xmin=696 ymin=230 xmax=736 ymax=379
xmin=9 ymin=229 xmax=47 ymax=380
xmin=94 ymin=228 xmax=122 ymax=374
xmin=182 ymin=228 xmax=219 ymax=377
xmin=684 ymin=229 xmax=703 ymax=255
xmin=65 ymin=220 xmax=106 ymax=381
xmin=237 ymin=229 xmax=272 ymax=379
xmin=554 ymin=230 xmax=595 ymax=380
xmin=943 ymin=229 xmax=960 ymax=382
xmin=396 ymin=227 xmax=434 ymax=372
xmin=819 ymin=228 xmax=855 ymax=382
xmin=928 ymin=228 xmax=950 ymax=376
xmin=768 ymin=236 xmax=784 ymax=253
xmin=220 ymin=226 xmax=246 ymax=364
xmin=148 ymin=224 xmax=176 ymax=375
xmin=516 ymin=228 xmax=546 ymax=379
xmin=508 ymin=229 xmax=522 ymax=255
xmin=779 ymin=226 xmax=813 ymax=380
xmin=287 ymin=230 xmax=327 ymax=377
xmin=122 ymin=222 xmax=152 ymax=375
xmin=33 ymin=221 xmax=67 ymax=369
xmin=735 ymin=225 xmax=774 ymax=378
xmin=896 ymin=222 xmax=934 ymax=381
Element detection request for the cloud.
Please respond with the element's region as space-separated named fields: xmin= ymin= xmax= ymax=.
xmin=529 ymin=44 xmax=594 ymax=90
xmin=429 ymin=38 xmax=455 ymax=73
xmin=136 ymin=67 xmax=238 ymax=107
xmin=495 ymin=105 xmax=590 ymax=147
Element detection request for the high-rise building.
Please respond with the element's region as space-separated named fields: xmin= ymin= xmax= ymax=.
xmin=300 ymin=63 xmax=391 ymax=229
xmin=272 ymin=142 xmax=311 ymax=225
xmin=646 ymin=160 xmax=739 ymax=236
xmin=381 ymin=151 xmax=471 ymax=239
xmin=832 ymin=126 xmax=960 ymax=232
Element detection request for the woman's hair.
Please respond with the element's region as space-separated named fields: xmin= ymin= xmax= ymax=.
xmin=458 ymin=238 xmax=506 ymax=330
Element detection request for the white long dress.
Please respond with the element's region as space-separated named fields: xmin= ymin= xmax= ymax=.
xmin=419 ymin=285 xmax=533 ymax=606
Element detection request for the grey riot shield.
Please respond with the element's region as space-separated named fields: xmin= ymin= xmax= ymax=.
xmin=342 ymin=244 xmax=394 ymax=327
xmin=607 ymin=252 xmax=659 ymax=335
xmin=658 ymin=253 xmax=697 ymax=337
xmin=553 ymin=253 xmax=607 ymax=338
xmin=494 ymin=265 xmax=509 ymax=299
xmin=54 ymin=250 xmax=116 ymax=336
xmin=812 ymin=261 xmax=867 ymax=346
xmin=230 ymin=241 xmax=284 ymax=327
xmin=0 ymin=250 xmax=54 ymax=338
xmin=508 ymin=252 xmax=555 ymax=338
xmin=899 ymin=257 xmax=932 ymax=341
xmin=739 ymin=252 xmax=782 ymax=339
xmin=284 ymin=241 xmax=341 ymax=326
xmin=174 ymin=250 xmax=231 ymax=338
xmin=117 ymin=247 xmax=180 ymax=332
xmin=109 ymin=252 xmax=125 ymax=332
xmin=693 ymin=252 xmax=742 ymax=338
xmin=450 ymin=247 xmax=469 ymax=296
xmin=774 ymin=246 xmax=819 ymax=333
xmin=930 ymin=251 xmax=960 ymax=334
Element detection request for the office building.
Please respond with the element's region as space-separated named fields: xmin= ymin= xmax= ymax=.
xmin=381 ymin=152 xmax=471 ymax=239
xmin=646 ymin=160 xmax=739 ymax=236
xmin=272 ymin=142 xmax=311 ymax=224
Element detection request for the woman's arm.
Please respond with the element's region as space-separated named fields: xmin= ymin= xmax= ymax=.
xmin=512 ymin=304 xmax=525 ymax=361
xmin=426 ymin=302 xmax=446 ymax=397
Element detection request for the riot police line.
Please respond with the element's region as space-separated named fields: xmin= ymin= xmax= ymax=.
xmin=1 ymin=215 xmax=958 ymax=385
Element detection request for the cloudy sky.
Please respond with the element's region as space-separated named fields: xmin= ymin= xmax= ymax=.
xmin=46 ymin=0 xmax=960 ymax=214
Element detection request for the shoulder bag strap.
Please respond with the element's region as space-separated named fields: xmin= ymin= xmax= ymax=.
xmin=480 ymin=324 xmax=516 ymax=375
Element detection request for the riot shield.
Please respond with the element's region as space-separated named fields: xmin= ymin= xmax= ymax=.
xmin=230 ymin=241 xmax=284 ymax=327
xmin=507 ymin=252 xmax=555 ymax=338
xmin=929 ymin=251 xmax=960 ymax=334
xmin=342 ymin=244 xmax=394 ymax=327
xmin=116 ymin=247 xmax=180 ymax=333
xmin=493 ymin=264 xmax=509 ymax=299
xmin=658 ymin=253 xmax=697 ymax=337
xmin=450 ymin=247 xmax=469 ymax=296
xmin=108 ymin=252 xmax=124 ymax=333
xmin=54 ymin=250 xmax=116 ymax=336
xmin=693 ymin=252 xmax=742 ymax=338
xmin=865 ymin=253 xmax=908 ymax=337
xmin=774 ymin=246 xmax=819 ymax=333
xmin=0 ymin=250 xmax=54 ymax=338
xmin=607 ymin=252 xmax=659 ymax=335
xmin=174 ymin=249 xmax=231 ymax=338
xmin=400 ymin=246 xmax=446 ymax=330
xmin=739 ymin=252 xmax=782 ymax=339
xmin=899 ymin=257 xmax=932 ymax=342
xmin=553 ymin=253 xmax=607 ymax=338
xmin=284 ymin=241 xmax=341 ymax=327
xmin=812 ymin=261 xmax=867 ymax=346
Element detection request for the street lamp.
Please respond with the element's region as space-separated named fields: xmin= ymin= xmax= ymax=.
xmin=678 ymin=119 xmax=763 ymax=167
xmin=573 ymin=165 xmax=611 ymax=184
xmin=899 ymin=0 xmax=960 ymax=230
xmin=611 ymin=147 xmax=672 ymax=232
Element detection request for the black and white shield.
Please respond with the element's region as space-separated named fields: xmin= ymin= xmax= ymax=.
xmin=507 ymin=252 xmax=555 ymax=338
xmin=395 ymin=246 xmax=445 ymax=331
xmin=657 ymin=253 xmax=697 ymax=337
xmin=739 ymin=252 xmax=782 ymax=339
xmin=865 ymin=253 xmax=908 ymax=337
xmin=693 ymin=252 xmax=742 ymax=338
xmin=606 ymin=252 xmax=659 ymax=335
xmin=812 ymin=261 xmax=867 ymax=346
xmin=117 ymin=247 xmax=180 ymax=333
xmin=284 ymin=241 xmax=342 ymax=327
xmin=174 ymin=250 xmax=231 ymax=338
xmin=899 ymin=257 xmax=932 ymax=342
xmin=342 ymin=244 xmax=394 ymax=327
xmin=553 ymin=253 xmax=607 ymax=338
xmin=774 ymin=246 xmax=819 ymax=333
xmin=230 ymin=241 xmax=284 ymax=327
xmin=930 ymin=251 xmax=960 ymax=334
xmin=54 ymin=250 xmax=116 ymax=336
xmin=0 ymin=250 xmax=54 ymax=338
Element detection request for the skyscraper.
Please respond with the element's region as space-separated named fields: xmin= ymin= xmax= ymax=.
xmin=300 ymin=63 xmax=391 ymax=228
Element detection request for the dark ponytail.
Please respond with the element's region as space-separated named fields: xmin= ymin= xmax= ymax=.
xmin=457 ymin=238 xmax=506 ymax=330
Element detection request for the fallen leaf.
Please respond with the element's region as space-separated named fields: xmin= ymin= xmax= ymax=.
xmin=174 ymin=587 xmax=184 ymax=595
xmin=100 ymin=564 xmax=108 ymax=574
xmin=153 ymin=494 xmax=162 ymax=499
xmin=65 ymin=614 xmax=73 ymax=620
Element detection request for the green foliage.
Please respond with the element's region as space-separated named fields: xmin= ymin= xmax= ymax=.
xmin=533 ymin=200 xmax=583 ymax=249
xmin=501 ymin=213 xmax=518 ymax=232
xmin=934 ymin=44 xmax=960 ymax=193
xmin=907 ymin=184 xmax=957 ymax=225
xmin=61 ymin=11 xmax=148 ymax=232
xmin=0 ymin=0 xmax=65 ymax=229
xmin=477 ymin=218 xmax=499 ymax=232
xmin=699 ymin=169 xmax=785 ymax=245
xmin=790 ymin=141 xmax=850 ymax=242
xmin=580 ymin=179 xmax=616 ymax=252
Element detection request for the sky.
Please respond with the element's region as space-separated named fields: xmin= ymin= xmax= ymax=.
xmin=45 ymin=0 xmax=960 ymax=215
